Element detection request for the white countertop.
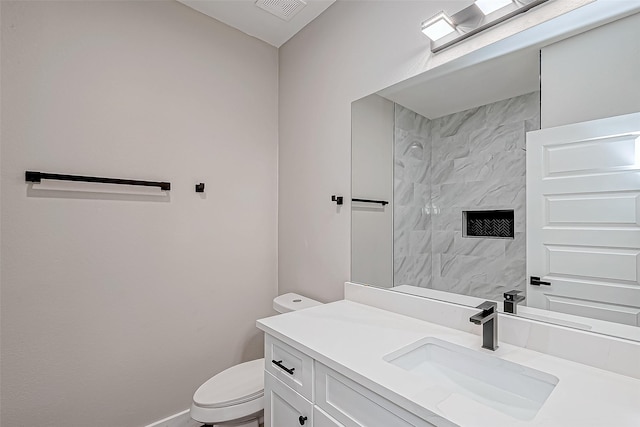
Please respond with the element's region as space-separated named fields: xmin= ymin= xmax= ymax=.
xmin=257 ymin=300 xmax=640 ymax=427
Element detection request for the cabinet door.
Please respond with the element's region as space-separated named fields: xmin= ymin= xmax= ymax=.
xmin=315 ymin=363 xmax=441 ymax=427
xmin=265 ymin=371 xmax=313 ymax=427
xmin=314 ymin=406 xmax=345 ymax=427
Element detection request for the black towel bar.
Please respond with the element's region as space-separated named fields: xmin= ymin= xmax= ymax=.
xmin=25 ymin=171 xmax=170 ymax=191
xmin=352 ymin=198 xmax=389 ymax=206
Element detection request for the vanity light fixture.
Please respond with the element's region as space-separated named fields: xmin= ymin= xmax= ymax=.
xmin=423 ymin=0 xmax=550 ymax=53
xmin=475 ymin=0 xmax=514 ymax=16
xmin=421 ymin=12 xmax=456 ymax=41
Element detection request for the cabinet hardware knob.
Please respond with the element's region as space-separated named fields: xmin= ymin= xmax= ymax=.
xmin=299 ymin=415 xmax=308 ymax=425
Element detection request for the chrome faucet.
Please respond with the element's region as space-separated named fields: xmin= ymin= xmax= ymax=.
xmin=504 ymin=290 xmax=525 ymax=314
xmin=469 ymin=301 xmax=498 ymax=351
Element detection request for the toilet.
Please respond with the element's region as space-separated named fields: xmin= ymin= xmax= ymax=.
xmin=190 ymin=293 xmax=322 ymax=427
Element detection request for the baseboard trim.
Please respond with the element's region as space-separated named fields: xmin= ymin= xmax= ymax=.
xmin=146 ymin=409 xmax=200 ymax=427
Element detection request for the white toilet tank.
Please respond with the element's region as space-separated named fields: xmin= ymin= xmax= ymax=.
xmin=273 ymin=293 xmax=321 ymax=313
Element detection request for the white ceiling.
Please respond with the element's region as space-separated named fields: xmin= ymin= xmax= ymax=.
xmin=178 ymin=0 xmax=336 ymax=47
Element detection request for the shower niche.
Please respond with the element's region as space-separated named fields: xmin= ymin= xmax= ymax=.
xmin=463 ymin=210 xmax=515 ymax=239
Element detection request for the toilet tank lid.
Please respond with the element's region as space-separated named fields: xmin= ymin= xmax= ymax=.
xmin=193 ymin=358 xmax=264 ymax=409
xmin=273 ymin=293 xmax=322 ymax=313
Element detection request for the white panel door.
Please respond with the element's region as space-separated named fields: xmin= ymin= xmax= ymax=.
xmin=527 ymin=112 xmax=640 ymax=326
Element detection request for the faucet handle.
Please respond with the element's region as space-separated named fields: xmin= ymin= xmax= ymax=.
xmin=475 ymin=300 xmax=497 ymax=313
xmin=504 ymin=290 xmax=523 ymax=301
xmin=504 ymin=290 xmax=525 ymax=314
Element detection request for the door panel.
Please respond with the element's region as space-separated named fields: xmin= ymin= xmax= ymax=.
xmin=527 ymin=112 xmax=640 ymax=326
xmin=546 ymin=294 xmax=640 ymax=325
xmin=546 ymin=193 xmax=640 ymax=225
xmin=545 ymin=245 xmax=639 ymax=282
xmin=541 ymin=228 xmax=640 ymax=249
xmin=544 ymin=134 xmax=638 ymax=174
xmin=539 ymin=171 xmax=640 ymax=194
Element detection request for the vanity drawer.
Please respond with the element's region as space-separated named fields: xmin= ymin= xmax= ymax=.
xmin=315 ymin=363 xmax=438 ymax=427
xmin=265 ymin=334 xmax=314 ymax=400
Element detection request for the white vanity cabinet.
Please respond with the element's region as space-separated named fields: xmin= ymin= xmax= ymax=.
xmin=264 ymin=335 xmax=438 ymax=427
xmin=314 ymin=407 xmax=345 ymax=427
xmin=265 ymin=335 xmax=314 ymax=400
xmin=264 ymin=334 xmax=314 ymax=427
xmin=314 ymin=363 xmax=437 ymax=427
xmin=265 ymin=371 xmax=313 ymax=427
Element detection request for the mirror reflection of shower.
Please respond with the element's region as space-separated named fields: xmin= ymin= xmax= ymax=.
xmin=352 ymin=91 xmax=539 ymax=301
xmin=399 ymin=95 xmax=537 ymax=302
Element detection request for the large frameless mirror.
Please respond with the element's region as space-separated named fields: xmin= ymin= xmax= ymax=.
xmin=351 ymin=3 xmax=640 ymax=342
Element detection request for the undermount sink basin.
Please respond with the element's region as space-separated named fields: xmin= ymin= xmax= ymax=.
xmin=384 ymin=338 xmax=559 ymax=421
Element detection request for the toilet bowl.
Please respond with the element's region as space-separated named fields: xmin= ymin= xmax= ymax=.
xmin=190 ymin=293 xmax=321 ymax=426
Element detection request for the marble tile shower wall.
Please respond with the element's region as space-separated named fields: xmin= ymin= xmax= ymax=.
xmin=394 ymin=105 xmax=432 ymax=288
xmin=394 ymin=92 xmax=540 ymax=301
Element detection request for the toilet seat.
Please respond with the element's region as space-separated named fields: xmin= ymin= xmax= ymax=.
xmin=191 ymin=358 xmax=265 ymax=424
xmin=191 ymin=294 xmax=322 ymax=425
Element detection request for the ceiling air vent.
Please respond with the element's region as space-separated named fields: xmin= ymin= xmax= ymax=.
xmin=255 ymin=0 xmax=307 ymax=22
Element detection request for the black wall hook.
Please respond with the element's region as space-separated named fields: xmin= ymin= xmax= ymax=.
xmin=195 ymin=183 xmax=205 ymax=193
xmin=331 ymin=195 xmax=343 ymax=205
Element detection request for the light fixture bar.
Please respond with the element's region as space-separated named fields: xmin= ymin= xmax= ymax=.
xmin=421 ymin=12 xmax=456 ymax=41
xmin=428 ymin=0 xmax=550 ymax=53
xmin=475 ymin=0 xmax=514 ymax=16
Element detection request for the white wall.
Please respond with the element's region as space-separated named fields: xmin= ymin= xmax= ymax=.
xmin=0 ymin=2 xmax=278 ymax=426
xmin=351 ymin=94 xmax=394 ymax=288
xmin=277 ymin=0 xmax=595 ymax=302
xmin=541 ymin=12 xmax=640 ymax=128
